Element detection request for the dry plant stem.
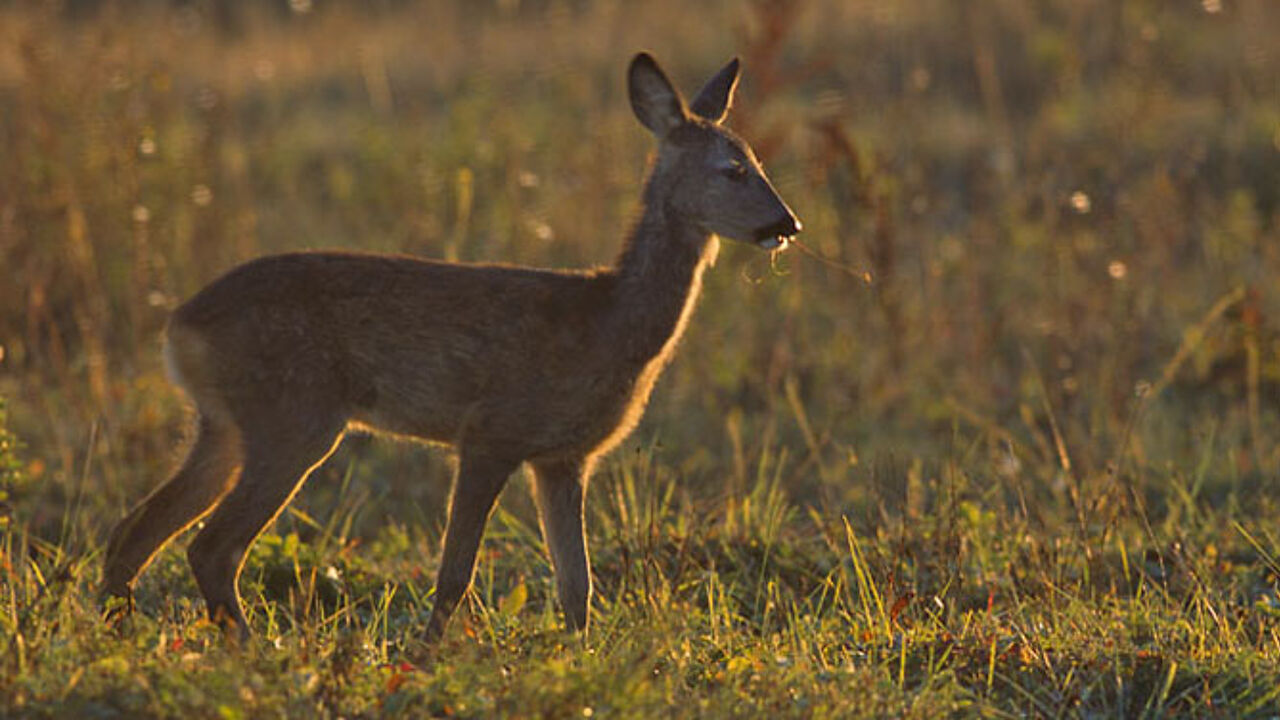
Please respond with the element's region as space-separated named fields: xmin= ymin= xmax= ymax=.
xmin=1146 ymin=286 xmax=1246 ymax=401
xmin=790 ymin=238 xmax=873 ymax=284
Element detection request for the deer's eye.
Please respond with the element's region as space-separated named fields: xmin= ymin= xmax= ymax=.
xmin=721 ymin=163 xmax=748 ymax=182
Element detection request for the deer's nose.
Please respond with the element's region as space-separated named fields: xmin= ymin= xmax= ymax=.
xmin=754 ymin=214 xmax=802 ymax=242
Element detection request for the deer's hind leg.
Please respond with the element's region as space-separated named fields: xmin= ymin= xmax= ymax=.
xmin=186 ymin=408 xmax=346 ymax=637
xmin=531 ymin=457 xmax=592 ymax=633
xmin=102 ymin=415 xmax=241 ymax=608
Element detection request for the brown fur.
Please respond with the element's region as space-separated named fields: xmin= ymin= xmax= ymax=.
xmin=101 ymin=52 xmax=800 ymax=642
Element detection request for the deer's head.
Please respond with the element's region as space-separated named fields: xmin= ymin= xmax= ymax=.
xmin=629 ymin=52 xmax=802 ymax=250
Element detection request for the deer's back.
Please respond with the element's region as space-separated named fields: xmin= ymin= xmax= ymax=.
xmin=168 ymin=252 xmax=652 ymax=458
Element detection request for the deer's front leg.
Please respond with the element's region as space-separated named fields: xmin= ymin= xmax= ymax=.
xmin=531 ymin=457 xmax=592 ymax=633
xmin=425 ymin=450 xmax=519 ymax=643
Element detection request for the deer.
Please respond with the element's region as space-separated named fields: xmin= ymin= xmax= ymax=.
xmin=101 ymin=52 xmax=801 ymax=643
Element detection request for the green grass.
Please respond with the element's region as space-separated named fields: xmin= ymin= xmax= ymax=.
xmin=2 ymin=0 xmax=1280 ymax=716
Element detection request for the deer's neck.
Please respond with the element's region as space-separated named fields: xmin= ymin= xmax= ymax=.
xmin=609 ymin=175 xmax=719 ymax=367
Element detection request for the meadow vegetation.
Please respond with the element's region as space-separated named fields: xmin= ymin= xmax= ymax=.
xmin=1 ymin=0 xmax=1279 ymax=716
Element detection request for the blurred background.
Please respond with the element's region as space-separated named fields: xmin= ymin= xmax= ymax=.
xmin=1 ymin=0 xmax=1278 ymax=545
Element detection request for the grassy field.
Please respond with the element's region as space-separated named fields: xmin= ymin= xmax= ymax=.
xmin=2 ymin=0 xmax=1280 ymax=716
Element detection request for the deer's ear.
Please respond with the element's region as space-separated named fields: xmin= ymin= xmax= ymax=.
xmin=629 ymin=53 xmax=689 ymax=137
xmin=690 ymin=57 xmax=740 ymax=123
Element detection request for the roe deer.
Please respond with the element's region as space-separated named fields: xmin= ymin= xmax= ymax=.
xmin=101 ymin=52 xmax=801 ymax=642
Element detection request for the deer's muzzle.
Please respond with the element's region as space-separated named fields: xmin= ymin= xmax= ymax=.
xmin=754 ymin=215 xmax=802 ymax=250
